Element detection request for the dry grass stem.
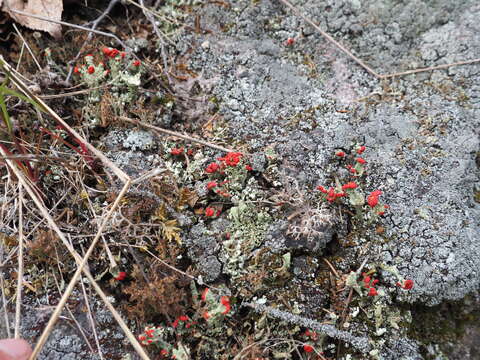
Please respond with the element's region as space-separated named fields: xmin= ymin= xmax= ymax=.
xmin=0 ymin=58 xmax=153 ymax=359
xmin=323 ymin=258 xmax=340 ymax=278
xmin=50 ymin=270 xmax=95 ymax=354
xmin=12 ymin=24 xmax=42 ymax=72
xmin=14 ymin=184 xmax=24 ymax=339
xmin=119 ymin=115 xmax=235 ymax=153
xmin=0 ymin=265 xmax=11 ymax=338
xmin=1 ymin=153 xmax=148 ymax=359
xmin=29 ymin=180 xmax=132 ymax=359
xmin=8 ymin=9 xmax=132 ymax=55
xmin=79 ymin=273 xmax=105 ymax=360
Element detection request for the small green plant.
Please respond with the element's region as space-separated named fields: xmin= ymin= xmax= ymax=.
xmin=0 ymin=58 xmax=48 ymax=185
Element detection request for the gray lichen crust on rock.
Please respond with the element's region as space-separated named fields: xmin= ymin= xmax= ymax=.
xmin=180 ymin=0 xmax=480 ymax=357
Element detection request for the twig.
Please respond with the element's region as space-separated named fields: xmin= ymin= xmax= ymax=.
xmin=111 ymin=243 xmax=229 ymax=295
xmin=123 ymin=0 xmax=178 ymax=46
xmin=50 ymin=270 xmax=95 ymax=354
xmin=277 ymin=0 xmax=480 ymax=79
xmin=12 ymin=24 xmax=42 ymax=72
xmin=79 ymin=272 xmax=105 ymax=360
xmin=337 ymin=257 xmax=369 ymax=358
xmin=38 ymin=85 xmax=110 ymax=99
xmin=85 ymin=0 xmax=120 ymax=28
xmin=380 ymin=58 xmax=480 ymax=78
xmin=243 ymin=302 xmax=370 ymax=352
xmin=276 ymin=0 xmax=380 ymax=78
xmin=118 ymin=115 xmax=235 ymax=153
xmin=137 ymin=0 xmax=172 ymax=85
xmin=8 ymin=9 xmax=132 ymax=55
xmin=29 ymin=180 xmax=132 ymax=359
xmin=339 ymin=257 xmax=368 ymax=324
xmin=14 ymin=184 xmax=24 ymax=339
xmin=322 ymin=258 xmax=340 ymax=278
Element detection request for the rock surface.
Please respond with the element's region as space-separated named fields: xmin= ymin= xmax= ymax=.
xmin=184 ymin=0 xmax=480 ymax=307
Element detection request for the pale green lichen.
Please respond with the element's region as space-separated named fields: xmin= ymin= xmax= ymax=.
xmin=221 ymin=201 xmax=272 ymax=278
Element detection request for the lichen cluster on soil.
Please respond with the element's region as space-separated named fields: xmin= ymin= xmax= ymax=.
xmin=0 ymin=0 xmax=479 ymax=359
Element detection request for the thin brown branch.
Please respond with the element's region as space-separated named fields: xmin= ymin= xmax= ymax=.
xmin=118 ymin=115 xmax=236 ymax=153
xmin=276 ymin=0 xmax=381 ymax=78
xmin=277 ymin=0 xmax=480 ymax=79
xmin=8 ymin=9 xmax=131 ymax=53
xmin=29 ymin=180 xmax=132 ymax=359
xmin=322 ymin=258 xmax=340 ymax=278
xmin=12 ymin=24 xmax=42 ymax=72
xmin=379 ymin=58 xmax=480 ymax=78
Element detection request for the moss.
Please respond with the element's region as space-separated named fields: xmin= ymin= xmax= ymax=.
xmin=406 ymin=297 xmax=480 ymax=357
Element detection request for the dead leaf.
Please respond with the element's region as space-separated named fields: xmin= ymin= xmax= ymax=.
xmin=2 ymin=0 xmax=63 ymax=38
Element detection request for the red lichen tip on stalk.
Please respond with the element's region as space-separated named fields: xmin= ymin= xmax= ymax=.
xmin=221 ymin=296 xmax=231 ymax=314
xmin=201 ymin=288 xmax=209 ymax=301
xmin=367 ymin=190 xmax=382 ymax=207
xmin=206 ymin=181 xmax=217 ymax=190
xmin=285 ymin=37 xmax=295 ymax=46
xmin=218 ymin=152 xmax=242 ymax=167
xmin=335 ymin=150 xmax=345 ymax=157
xmin=245 ymin=164 xmax=253 ymax=171
xmin=403 ymin=279 xmax=414 ymax=289
xmin=317 ymin=185 xmax=328 ymax=193
xmin=170 ymin=147 xmax=184 ymax=155
xmin=205 ymin=207 xmax=215 ymax=217
xmin=356 ymin=157 xmax=366 ymax=164
xmin=342 ymin=182 xmax=357 ymax=190
xmin=397 ymin=279 xmax=414 ymax=290
xmin=115 ymin=271 xmax=127 ymax=281
xmin=368 ymin=287 xmax=378 ymax=296
xmin=303 ymin=344 xmax=314 ymax=353
xmin=108 ymin=48 xmax=119 ymax=58
xmin=346 ymin=165 xmax=357 ymax=174
xmin=133 ymin=60 xmax=141 ymax=67
xmin=87 ymin=65 xmax=95 ymax=74
xmin=205 ymin=162 xmax=220 ymax=173
xmin=357 ymin=145 xmax=366 ymax=154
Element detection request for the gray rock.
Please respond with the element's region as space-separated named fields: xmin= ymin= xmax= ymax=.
xmin=185 ymin=0 xmax=480 ymax=307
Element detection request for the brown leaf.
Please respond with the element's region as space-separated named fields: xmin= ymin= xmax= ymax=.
xmin=3 ymin=0 xmax=63 ymax=38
